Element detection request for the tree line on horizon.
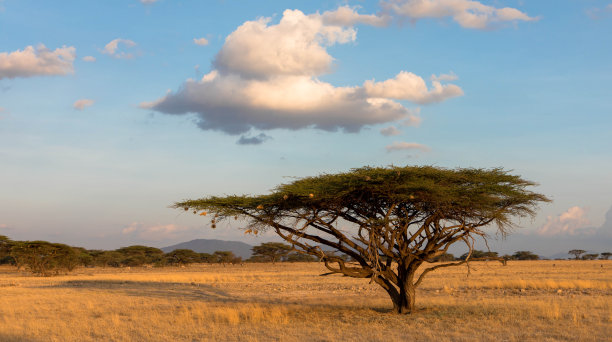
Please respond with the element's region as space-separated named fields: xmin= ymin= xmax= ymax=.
xmin=0 ymin=236 xmax=317 ymax=276
xmin=1 ymin=236 xmax=609 ymax=276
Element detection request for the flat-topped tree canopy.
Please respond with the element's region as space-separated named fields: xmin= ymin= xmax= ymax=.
xmin=175 ymin=165 xmax=549 ymax=314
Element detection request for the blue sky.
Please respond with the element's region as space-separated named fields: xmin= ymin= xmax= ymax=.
xmin=1 ymin=0 xmax=611 ymax=256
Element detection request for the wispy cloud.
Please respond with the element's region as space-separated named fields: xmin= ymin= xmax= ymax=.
xmin=431 ymin=72 xmax=458 ymax=82
xmin=193 ymin=37 xmax=209 ymax=46
xmin=382 ymin=0 xmax=538 ymax=29
xmin=73 ymin=99 xmax=95 ymax=110
xmin=385 ymin=141 xmax=430 ymax=152
xmin=82 ymin=56 xmax=96 ymax=62
xmin=237 ymin=133 xmax=271 ymax=145
xmin=586 ymin=3 xmax=612 ymax=20
xmin=143 ymin=8 xmax=458 ymax=143
xmin=0 ymin=44 xmax=75 ymax=79
xmin=321 ymin=5 xmax=390 ymax=27
xmin=121 ymin=222 xmax=198 ymax=241
xmin=102 ymin=38 xmax=137 ymax=59
xmin=380 ymin=126 xmax=402 ymax=136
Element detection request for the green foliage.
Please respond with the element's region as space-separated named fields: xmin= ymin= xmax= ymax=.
xmin=10 ymin=241 xmax=79 ymax=276
xmin=246 ymin=255 xmax=270 ymax=263
xmin=600 ymin=252 xmax=612 ymax=260
xmin=198 ymin=253 xmax=216 ymax=263
xmin=286 ymin=253 xmax=317 ymax=262
xmin=459 ymin=250 xmax=499 ymax=260
xmin=212 ymin=251 xmax=241 ymax=264
xmin=115 ymin=245 xmax=164 ymax=266
xmin=431 ymin=253 xmax=455 ymax=262
xmin=582 ymin=253 xmax=599 ymax=260
xmin=0 ymin=235 xmax=15 ymax=265
xmin=568 ymin=249 xmax=586 ymax=260
xmin=251 ymin=242 xmax=292 ymax=263
xmin=165 ymin=249 xmax=200 ymax=265
xmin=512 ymin=251 xmax=539 ymax=260
xmin=176 ymin=166 xmax=549 ymax=235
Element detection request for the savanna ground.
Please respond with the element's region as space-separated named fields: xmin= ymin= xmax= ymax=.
xmin=0 ymin=260 xmax=610 ymax=342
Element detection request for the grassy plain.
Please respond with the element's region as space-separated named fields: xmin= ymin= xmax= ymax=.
xmin=0 ymin=260 xmax=610 ymax=341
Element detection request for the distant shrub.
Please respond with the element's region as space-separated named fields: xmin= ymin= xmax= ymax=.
xmin=512 ymin=251 xmax=540 ymax=260
xmin=10 ymin=241 xmax=79 ymax=276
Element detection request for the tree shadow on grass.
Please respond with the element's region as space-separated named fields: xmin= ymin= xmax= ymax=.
xmin=40 ymin=280 xmax=428 ymax=316
xmin=0 ymin=333 xmax=40 ymax=342
xmin=39 ymin=280 xmax=238 ymax=303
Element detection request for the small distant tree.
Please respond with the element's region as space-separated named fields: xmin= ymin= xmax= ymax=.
xmin=568 ymin=249 xmax=586 ymax=260
xmin=251 ymin=242 xmax=292 ymax=263
xmin=246 ymin=255 xmax=269 ymax=263
xmin=199 ymin=252 xmax=216 ymax=263
xmin=431 ymin=253 xmax=455 ymax=262
xmin=213 ymin=251 xmax=240 ymax=265
xmin=459 ymin=250 xmax=498 ymax=260
xmin=91 ymin=250 xmax=124 ymax=267
xmin=582 ymin=253 xmax=599 ymax=260
xmin=176 ymin=166 xmax=548 ymax=314
xmin=513 ymin=251 xmax=539 ymax=260
xmin=72 ymin=247 xmax=94 ymax=267
xmin=116 ymin=246 xmax=164 ymax=266
xmin=165 ymin=249 xmax=200 ymax=265
xmin=10 ymin=241 xmax=79 ymax=276
xmin=600 ymin=252 xmax=612 ymax=260
xmin=0 ymin=235 xmax=15 ymax=265
xmin=286 ymin=252 xmax=317 ymax=262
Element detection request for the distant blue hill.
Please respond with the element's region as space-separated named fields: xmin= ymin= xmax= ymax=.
xmin=161 ymin=239 xmax=253 ymax=259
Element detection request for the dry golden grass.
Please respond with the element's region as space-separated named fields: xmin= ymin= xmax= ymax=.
xmin=0 ymin=260 xmax=610 ymax=341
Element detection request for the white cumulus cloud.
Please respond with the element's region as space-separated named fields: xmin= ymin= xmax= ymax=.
xmin=213 ymin=9 xmax=358 ymax=78
xmin=143 ymin=8 xmax=460 ymax=142
xmin=0 ymin=44 xmax=75 ymax=79
xmin=537 ymin=206 xmax=593 ymax=236
xmin=73 ymin=99 xmax=95 ymax=110
xmin=382 ymin=0 xmax=538 ymax=29
xmin=193 ymin=37 xmax=209 ymax=46
xmin=102 ymin=38 xmax=137 ymax=59
xmin=385 ymin=141 xmax=430 ymax=152
xmin=363 ymin=71 xmax=463 ymax=104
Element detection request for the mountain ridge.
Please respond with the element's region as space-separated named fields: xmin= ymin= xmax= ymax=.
xmin=161 ymin=239 xmax=253 ymax=259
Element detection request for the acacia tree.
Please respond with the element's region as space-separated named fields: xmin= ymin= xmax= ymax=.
xmin=175 ymin=166 xmax=548 ymax=314
xmin=251 ymin=242 xmax=292 ymax=263
xmin=165 ymin=249 xmax=200 ymax=266
xmin=0 ymin=235 xmax=14 ymax=265
xmin=568 ymin=249 xmax=586 ymax=260
xmin=10 ymin=241 xmax=79 ymax=276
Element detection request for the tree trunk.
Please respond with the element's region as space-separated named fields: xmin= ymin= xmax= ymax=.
xmin=390 ymin=282 xmax=416 ymax=314
xmin=379 ymin=270 xmax=417 ymax=314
